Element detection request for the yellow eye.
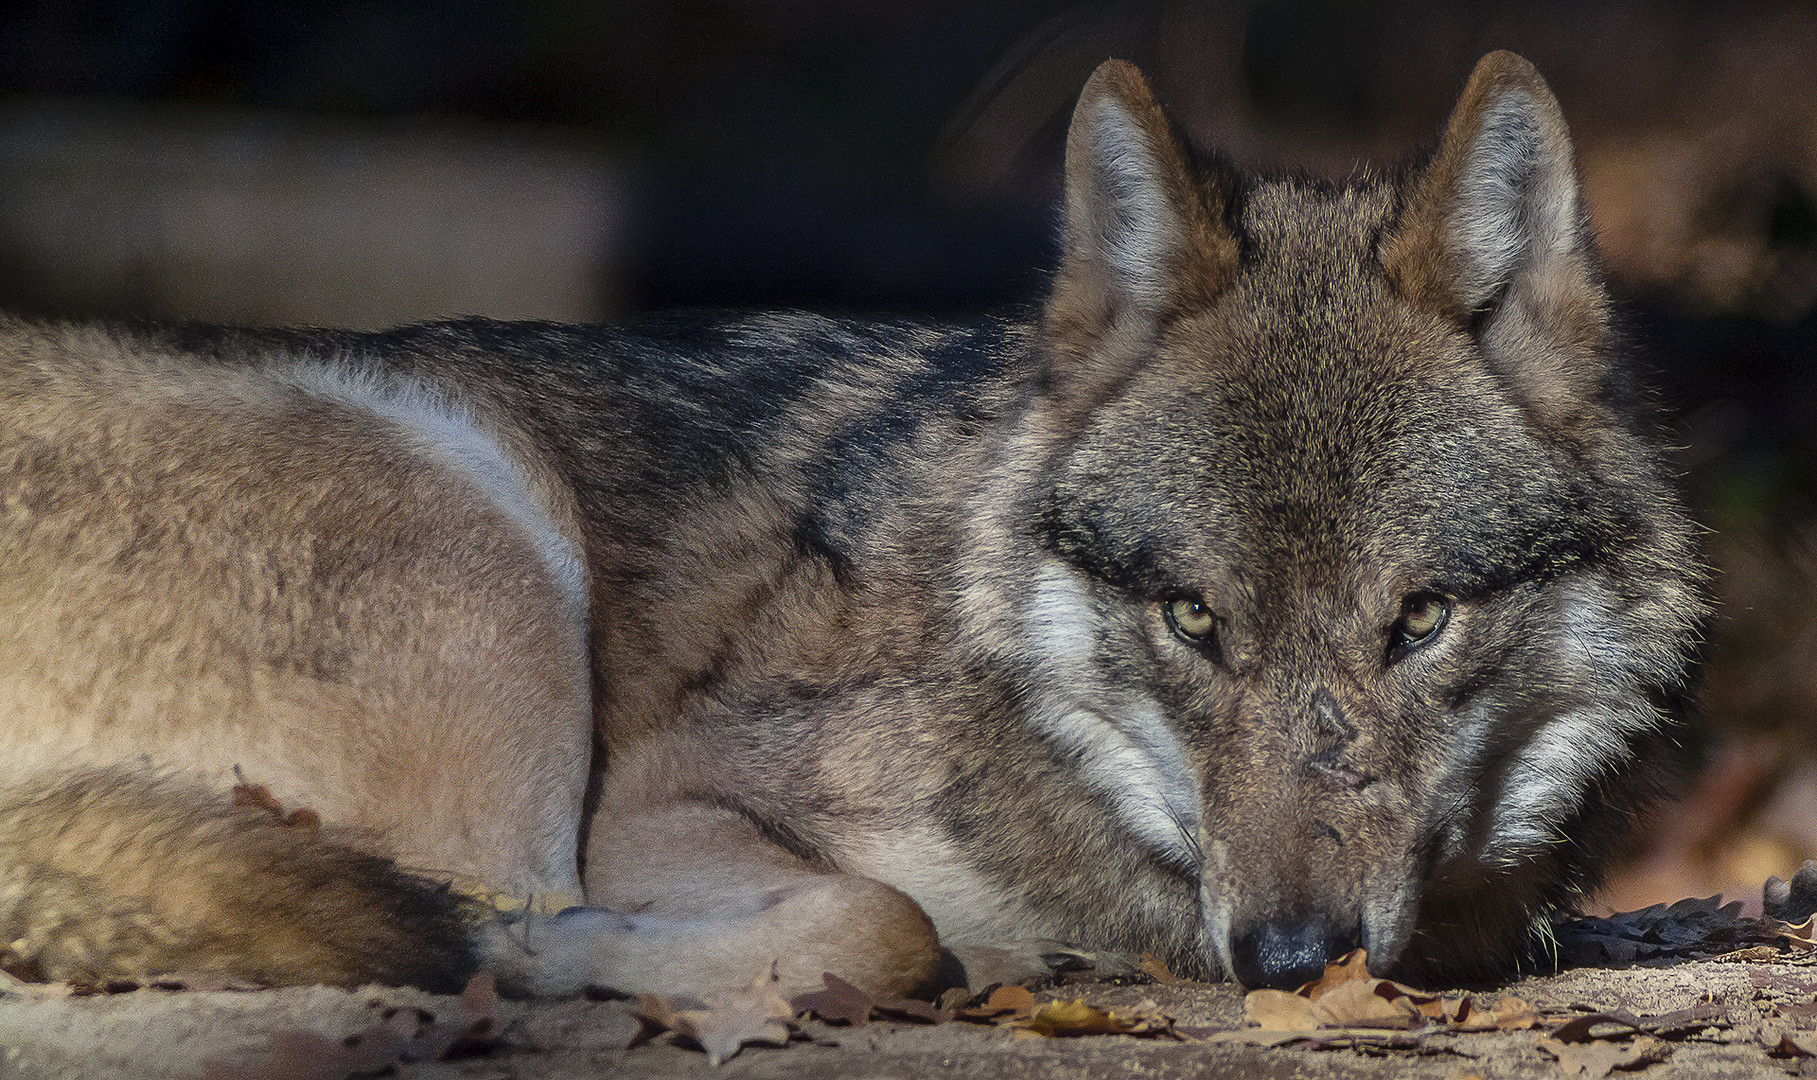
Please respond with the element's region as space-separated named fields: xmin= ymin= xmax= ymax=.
xmin=1395 ymin=592 xmax=1450 ymax=649
xmin=1166 ymin=595 xmax=1217 ymax=642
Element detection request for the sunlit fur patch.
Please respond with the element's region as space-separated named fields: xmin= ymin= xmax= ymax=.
xmin=279 ymin=363 xmax=586 ymax=621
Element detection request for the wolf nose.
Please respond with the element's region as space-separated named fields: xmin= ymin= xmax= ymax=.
xmin=1229 ymin=918 xmax=1359 ymax=989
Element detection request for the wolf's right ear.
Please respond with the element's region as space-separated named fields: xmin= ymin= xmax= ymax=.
xmin=1382 ymin=52 xmax=1613 ymax=433
xmin=1043 ymin=60 xmax=1240 ymax=401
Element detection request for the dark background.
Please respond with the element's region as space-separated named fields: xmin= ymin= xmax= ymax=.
xmin=4 ymin=0 xmax=1815 ymax=907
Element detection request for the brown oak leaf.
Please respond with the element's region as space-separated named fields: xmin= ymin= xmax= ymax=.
xmin=635 ymin=964 xmax=796 ymax=1066
xmin=1538 ymin=1033 xmax=1671 ymax=1078
xmin=789 ymin=972 xmax=872 ymax=1027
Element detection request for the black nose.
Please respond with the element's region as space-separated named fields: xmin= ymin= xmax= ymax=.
xmin=1230 ymin=917 xmax=1360 ymax=989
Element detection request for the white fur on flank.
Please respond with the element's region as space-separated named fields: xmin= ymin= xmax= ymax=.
xmin=280 ymin=363 xmax=587 ymax=621
xmin=1025 ymin=564 xmax=1202 ymax=870
xmin=1089 ymin=100 xmax=1181 ymax=309
xmin=1485 ymin=581 xmax=1653 ymax=858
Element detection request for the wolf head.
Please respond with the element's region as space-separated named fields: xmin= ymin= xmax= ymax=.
xmin=983 ymin=53 xmax=1706 ymax=988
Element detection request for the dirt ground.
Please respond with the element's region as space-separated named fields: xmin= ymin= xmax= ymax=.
xmin=8 ymin=945 xmax=1817 ymax=1080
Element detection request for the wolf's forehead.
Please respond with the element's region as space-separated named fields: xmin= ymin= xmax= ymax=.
xmin=1237 ymin=178 xmax=1397 ymax=261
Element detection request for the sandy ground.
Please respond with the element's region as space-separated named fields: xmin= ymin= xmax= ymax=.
xmin=7 ymin=950 xmax=1817 ymax=1080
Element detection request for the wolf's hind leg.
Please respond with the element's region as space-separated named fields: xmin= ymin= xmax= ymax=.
xmin=477 ymin=802 xmax=942 ymax=1000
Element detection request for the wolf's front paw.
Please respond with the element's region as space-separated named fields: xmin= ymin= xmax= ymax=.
xmin=943 ymin=940 xmax=1140 ymax=990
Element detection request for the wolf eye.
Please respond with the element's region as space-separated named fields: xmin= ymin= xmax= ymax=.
xmin=1164 ymin=595 xmax=1217 ymax=644
xmin=1391 ymin=592 xmax=1450 ymax=654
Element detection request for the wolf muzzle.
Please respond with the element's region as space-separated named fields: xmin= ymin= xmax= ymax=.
xmin=1229 ymin=915 xmax=1360 ymax=989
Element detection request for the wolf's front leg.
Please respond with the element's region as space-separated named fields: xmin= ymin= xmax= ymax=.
xmin=477 ymin=801 xmax=943 ymax=1000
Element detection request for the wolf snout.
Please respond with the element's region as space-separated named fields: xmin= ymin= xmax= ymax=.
xmin=1229 ymin=916 xmax=1360 ymax=989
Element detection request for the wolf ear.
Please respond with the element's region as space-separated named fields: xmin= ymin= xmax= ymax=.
xmin=1043 ymin=60 xmax=1240 ymax=400
xmin=1383 ymin=51 xmax=1612 ymax=425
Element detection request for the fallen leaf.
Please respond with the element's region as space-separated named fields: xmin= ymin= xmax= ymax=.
xmin=1764 ymin=1029 xmax=1817 ymax=1058
xmin=935 ymin=986 xmax=972 ymax=1012
xmin=1204 ymin=1026 xmax=1428 ymax=1050
xmin=1635 ymin=1004 xmax=1729 ymax=1040
xmin=1537 ymin=1033 xmax=1670 ymax=1078
xmin=1474 ymin=995 xmax=1541 ymax=1031
xmin=790 ymin=973 xmax=872 ymax=1027
xmin=1555 ymin=890 xmax=1814 ymax=967
xmin=871 ymin=996 xmax=951 ymax=1024
xmin=1765 ymin=861 xmax=1817 ymax=923
xmin=1310 ymin=979 xmax=1421 ymax=1030
xmin=1138 ymin=953 xmax=1179 ymax=984
xmin=402 ymin=971 xmax=499 ymax=1060
xmin=203 ymin=1008 xmax=419 ymax=1080
xmin=956 ymin=984 xmax=1038 ymax=1022
xmin=1299 ymin=948 xmax=1371 ymax=998
xmin=635 ymin=965 xmax=797 ymax=1066
xmin=1019 ymin=999 xmax=1142 ymax=1037
xmin=1243 ymin=988 xmax=1320 ymax=1030
xmin=1712 ymin=945 xmax=1784 ymax=962
xmin=230 ymin=769 xmax=322 ymax=830
xmin=1025 ymin=998 xmax=1180 ymax=1039
xmin=1552 ymin=1011 xmax=1645 ymax=1043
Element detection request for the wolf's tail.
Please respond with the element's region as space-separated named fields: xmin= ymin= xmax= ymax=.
xmin=0 ymin=769 xmax=480 ymax=992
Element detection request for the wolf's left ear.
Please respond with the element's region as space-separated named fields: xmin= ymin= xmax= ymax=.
xmin=1043 ymin=60 xmax=1240 ymax=400
xmin=1384 ymin=51 xmax=1612 ymax=427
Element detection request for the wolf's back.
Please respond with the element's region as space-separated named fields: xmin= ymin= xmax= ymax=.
xmin=0 ymin=770 xmax=479 ymax=991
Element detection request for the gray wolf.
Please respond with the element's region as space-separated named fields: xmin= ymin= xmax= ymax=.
xmin=0 ymin=50 xmax=1704 ymax=998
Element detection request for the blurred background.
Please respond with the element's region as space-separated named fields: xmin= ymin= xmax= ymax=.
xmin=2 ymin=0 xmax=1814 ymax=915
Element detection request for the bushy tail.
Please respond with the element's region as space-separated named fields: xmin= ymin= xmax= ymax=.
xmin=0 ymin=769 xmax=480 ymax=992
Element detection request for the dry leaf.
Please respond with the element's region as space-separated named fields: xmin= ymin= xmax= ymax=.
xmin=1552 ymin=1011 xmax=1645 ymax=1043
xmin=230 ymin=770 xmax=321 ymax=830
xmin=635 ymin=964 xmax=796 ymax=1066
xmin=1298 ymin=948 xmax=1371 ymax=998
xmin=1473 ymin=995 xmax=1540 ymax=1031
xmin=230 ymin=778 xmax=283 ymax=816
xmin=404 ymin=971 xmax=499 ymax=1060
xmin=1235 ymin=949 xmax=1551 ymax=1050
xmin=871 ymin=996 xmax=952 ymax=1024
xmin=1556 ymin=889 xmax=1814 ymax=967
xmin=1243 ymin=989 xmax=1320 ymax=1030
xmin=1712 ymin=945 xmax=1784 ymax=962
xmin=1021 ymin=999 xmax=1135 ymax=1037
xmin=1310 ymin=979 xmax=1422 ymax=1029
xmin=1016 ymin=998 xmax=1182 ymax=1040
xmin=1538 ymin=1033 xmax=1670 ymax=1078
xmin=790 ymin=972 xmax=872 ymax=1027
xmin=957 ymin=984 xmax=1038 ymax=1022
xmin=1138 ymin=953 xmax=1179 ymax=984
xmin=203 ymin=1008 xmax=419 ymax=1080
xmin=1204 ymin=1026 xmax=1426 ymax=1049
xmin=1765 ymin=1030 xmax=1817 ymax=1058
xmin=1765 ymin=861 xmax=1817 ymax=923
xmin=935 ymin=986 xmax=972 ymax=1012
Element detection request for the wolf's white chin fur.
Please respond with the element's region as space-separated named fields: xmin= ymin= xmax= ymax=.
xmin=1024 ymin=564 xmax=1202 ymax=870
xmin=1475 ymin=581 xmax=1664 ymax=862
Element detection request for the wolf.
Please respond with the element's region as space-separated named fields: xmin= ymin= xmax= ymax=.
xmin=0 ymin=50 xmax=1704 ymax=1000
